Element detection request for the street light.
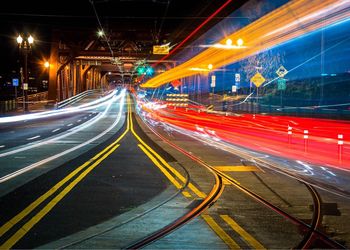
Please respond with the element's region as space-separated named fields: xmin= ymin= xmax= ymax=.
xmin=44 ymin=61 xmax=50 ymax=68
xmin=237 ymin=38 xmax=244 ymax=47
xmin=17 ymin=34 xmax=34 ymax=112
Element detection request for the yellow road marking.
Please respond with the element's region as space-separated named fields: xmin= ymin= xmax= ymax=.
xmin=202 ymin=215 xmax=240 ymax=249
xmin=223 ymin=179 xmax=232 ymax=185
xmin=0 ymin=98 xmax=129 ymax=240
xmin=221 ymin=215 xmax=265 ymax=250
xmin=1 ymin=144 xmax=120 ymax=249
xmin=182 ymin=191 xmax=192 ymax=198
xmin=129 ymin=103 xmax=206 ymax=198
xmin=1 ymin=94 xmax=206 ymax=248
xmin=138 ymin=144 xmax=183 ymax=189
xmin=214 ymin=166 xmax=259 ymax=172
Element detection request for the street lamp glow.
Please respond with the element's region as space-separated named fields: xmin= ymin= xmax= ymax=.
xmin=97 ymin=30 xmax=104 ymax=37
xmin=16 ymin=35 xmax=23 ymax=44
xmin=237 ymin=38 xmax=244 ymax=47
xmin=44 ymin=61 xmax=50 ymax=68
xmin=28 ymin=35 xmax=34 ymax=44
xmin=208 ymin=64 xmax=213 ymax=70
xmin=226 ymin=38 xmax=232 ymax=46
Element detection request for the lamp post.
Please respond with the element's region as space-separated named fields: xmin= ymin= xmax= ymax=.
xmin=17 ymin=34 xmax=34 ymax=112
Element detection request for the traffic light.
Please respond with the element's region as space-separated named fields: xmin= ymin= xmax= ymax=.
xmin=136 ymin=65 xmax=154 ymax=76
xmin=137 ymin=66 xmax=146 ymax=76
xmin=145 ymin=66 xmax=154 ymax=76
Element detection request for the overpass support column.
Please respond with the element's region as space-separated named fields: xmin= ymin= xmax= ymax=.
xmin=48 ymin=41 xmax=59 ymax=103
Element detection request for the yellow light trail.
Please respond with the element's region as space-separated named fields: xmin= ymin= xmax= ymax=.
xmin=141 ymin=0 xmax=350 ymax=88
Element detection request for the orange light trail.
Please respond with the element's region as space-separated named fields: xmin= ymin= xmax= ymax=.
xmin=142 ymin=0 xmax=350 ymax=88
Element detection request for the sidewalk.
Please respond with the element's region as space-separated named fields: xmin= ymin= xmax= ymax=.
xmin=0 ymin=102 xmax=52 ymax=117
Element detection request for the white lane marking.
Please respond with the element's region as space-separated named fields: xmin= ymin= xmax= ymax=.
xmin=83 ymin=117 xmax=88 ymax=119
xmin=89 ymin=114 xmax=92 ymax=116
xmin=52 ymin=128 xmax=61 ymax=133
xmin=0 ymin=91 xmax=124 ymax=159
xmin=77 ymin=120 xmax=81 ymax=122
xmin=67 ymin=123 xmax=73 ymax=127
xmin=0 ymin=93 xmax=125 ymax=183
xmin=27 ymin=135 xmax=41 ymax=141
xmin=0 ymin=145 xmax=5 ymax=148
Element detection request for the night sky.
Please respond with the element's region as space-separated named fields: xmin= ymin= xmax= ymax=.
xmin=0 ymin=0 xmax=249 ymax=79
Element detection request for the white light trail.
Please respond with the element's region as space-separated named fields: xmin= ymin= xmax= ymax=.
xmin=0 ymin=90 xmax=125 ymax=158
xmin=0 ymin=89 xmax=126 ymax=183
xmin=26 ymin=136 xmax=41 ymax=141
xmin=0 ymin=90 xmax=119 ymax=124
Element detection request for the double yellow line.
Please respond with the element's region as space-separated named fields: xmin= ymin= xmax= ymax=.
xmin=128 ymin=100 xmax=206 ymax=199
xmin=0 ymin=95 xmax=205 ymax=249
xmin=0 ymin=101 xmax=130 ymax=249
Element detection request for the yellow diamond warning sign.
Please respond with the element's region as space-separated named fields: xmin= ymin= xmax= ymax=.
xmin=250 ymin=72 xmax=265 ymax=87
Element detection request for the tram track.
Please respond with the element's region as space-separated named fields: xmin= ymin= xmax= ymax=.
xmin=39 ymin=95 xmax=218 ymax=249
xmin=138 ymin=104 xmax=346 ymax=249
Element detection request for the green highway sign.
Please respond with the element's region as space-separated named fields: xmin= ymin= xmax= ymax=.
xmin=277 ymin=78 xmax=286 ymax=90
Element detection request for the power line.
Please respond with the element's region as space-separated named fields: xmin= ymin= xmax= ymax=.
xmin=89 ymin=0 xmax=114 ymax=58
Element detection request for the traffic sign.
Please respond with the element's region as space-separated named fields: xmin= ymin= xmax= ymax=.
xmin=277 ymin=78 xmax=286 ymax=90
xmin=153 ymin=45 xmax=170 ymax=55
xmin=12 ymin=78 xmax=19 ymax=87
xmin=276 ymin=65 xmax=288 ymax=77
xmin=235 ymin=73 xmax=240 ymax=83
xmin=210 ymin=75 xmax=216 ymax=88
xmin=250 ymin=72 xmax=265 ymax=87
xmin=232 ymin=85 xmax=237 ymax=93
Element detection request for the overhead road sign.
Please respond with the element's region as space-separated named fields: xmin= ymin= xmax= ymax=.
xmin=250 ymin=72 xmax=265 ymax=87
xmin=153 ymin=45 xmax=170 ymax=55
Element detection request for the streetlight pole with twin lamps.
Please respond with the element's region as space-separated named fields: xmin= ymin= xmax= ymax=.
xmin=17 ymin=34 xmax=34 ymax=112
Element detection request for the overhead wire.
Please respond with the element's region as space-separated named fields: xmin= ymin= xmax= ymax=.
xmin=156 ymin=0 xmax=171 ymax=43
xmin=89 ymin=0 xmax=114 ymax=58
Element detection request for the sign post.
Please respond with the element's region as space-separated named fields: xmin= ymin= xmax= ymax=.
xmin=20 ymin=67 xmax=25 ymax=111
xmin=234 ymin=73 xmax=240 ymax=97
xmin=276 ymin=65 xmax=288 ymax=108
xmin=210 ymin=75 xmax=216 ymax=105
xmin=277 ymin=78 xmax=286 ymax=107
xmin=250 ymin=72 xmax=266 ymax=113
xmin=12 ymin=78 xmax=19 ymax=108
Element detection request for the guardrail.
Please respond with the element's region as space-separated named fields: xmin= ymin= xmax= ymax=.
xmin=57 ymin=90 xmax=96 ymax=109
xmin=1 ymin=89 xmax=106 ymax=114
